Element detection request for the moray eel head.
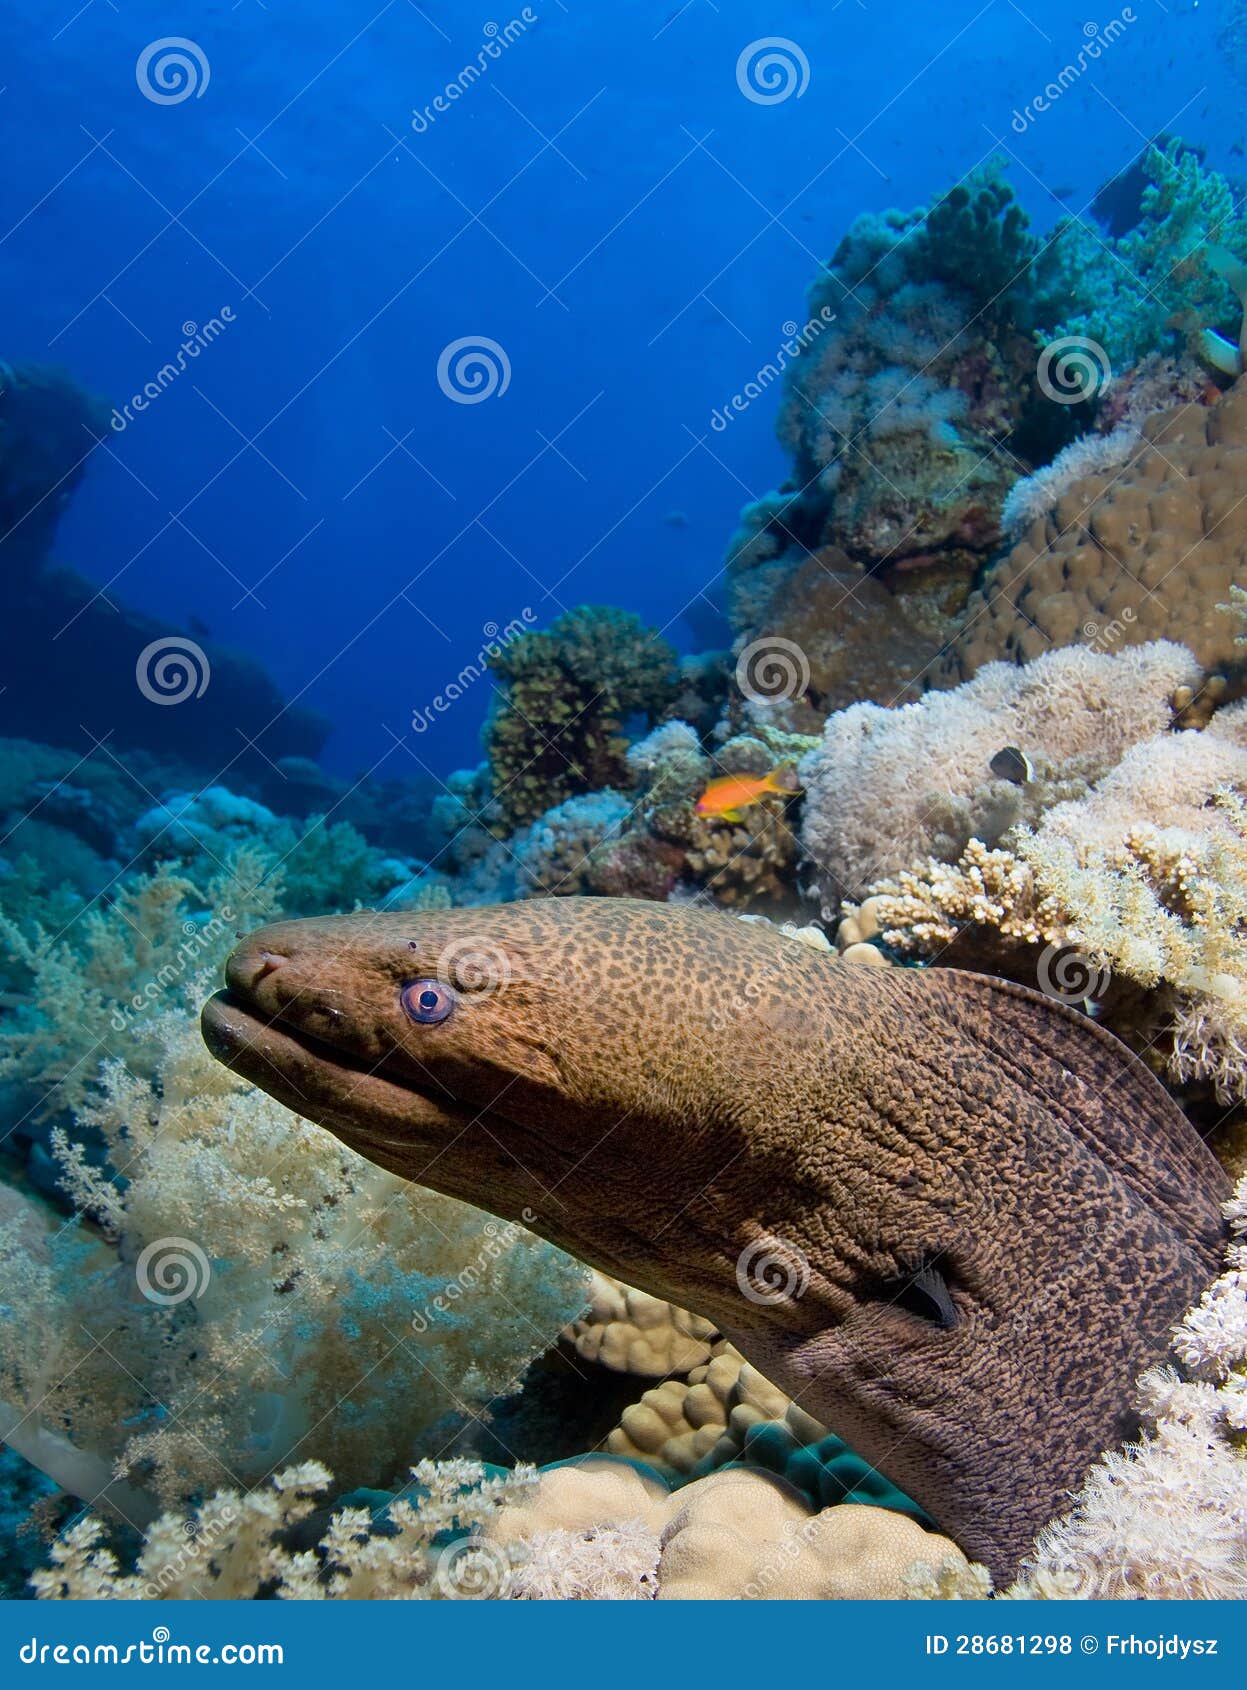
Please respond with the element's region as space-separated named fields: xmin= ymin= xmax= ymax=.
xmin=201 ymin=900 xmax=790 ymax=1298
xmin=202 ymin=896 xmax=1227 ymax=1583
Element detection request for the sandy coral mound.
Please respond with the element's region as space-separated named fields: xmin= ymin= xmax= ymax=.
xmin=799 ymin=639 xmax=1199 ymax=905
xmin=605 ymin=1341 xmax=818 ymax=1473
xmin=489 ymin=1459 xmax=966 ymax=1600
xmin=565 ymin=1271 xmax=718 ymax=1376
xmin=657 ymin=1472 xmax=966 ymax=1601
xmin=945 ymin=378 xmax=1247 ymax=683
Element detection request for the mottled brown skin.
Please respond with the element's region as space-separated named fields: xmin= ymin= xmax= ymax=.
xmin=200 ymin=897 xmax=1227 ymax=1582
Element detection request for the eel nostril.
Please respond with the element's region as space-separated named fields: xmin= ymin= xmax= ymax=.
xmin=253 ymin=951 xmax=284 ymax=986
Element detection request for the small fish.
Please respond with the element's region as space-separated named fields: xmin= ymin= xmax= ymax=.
xmin=989 ymin=745 xmax=1033 ymax=786
xmin=696 ymin=766 xmax=800 ymax=823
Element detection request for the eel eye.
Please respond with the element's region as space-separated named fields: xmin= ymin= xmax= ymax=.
xmin=400 ymin=979 xmax=456 ymax=1026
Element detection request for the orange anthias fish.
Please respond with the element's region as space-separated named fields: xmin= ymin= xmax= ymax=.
xmin=695 ymin=765 xmax=801 ymax=823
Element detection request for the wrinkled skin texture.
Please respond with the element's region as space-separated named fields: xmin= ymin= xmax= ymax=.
xmin=201 ymin=898 xmax=1227 ymax=1582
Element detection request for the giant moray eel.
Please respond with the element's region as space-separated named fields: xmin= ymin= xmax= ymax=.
xmin=201 ymin=897 xmax=1227 ymax=1581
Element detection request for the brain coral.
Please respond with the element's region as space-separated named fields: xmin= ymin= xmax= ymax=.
xmin=944 ymin=378 xmax=1247 ymax=682
xmin=488 ymin=1459 xmax=966 ymax=1600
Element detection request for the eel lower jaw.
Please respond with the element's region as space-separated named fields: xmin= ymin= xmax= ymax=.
xmin=199 ymin=989 xmax=478 ymax=1172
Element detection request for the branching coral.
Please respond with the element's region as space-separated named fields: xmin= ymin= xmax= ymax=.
xmin=34 ymin=1460 xmax=537 ymax=1600
xmin=1040 ymin=140 xmax=1247 ymax=369
xmin=484 ymin=607 xmax=679 ymax=830
xmin=850 ymin=713 xmax=1247 ymax=1101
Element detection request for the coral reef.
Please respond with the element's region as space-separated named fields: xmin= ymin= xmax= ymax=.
xmin=799 ymin=639 xmax=1198 ymax=906
xmin=944 ymin=378 xmax=1247 ymax=683
xmin=484 ymin=607 xmax=679 ymax=829
xmin=33 ymin=1460 xmax=536 ymax=1600
xmin=9 ymin=132 xmax=1247 ymax=1608
xmin=1040 ymin=141 xmax=1247 ymax=370
xmin=0 ymin=995 xmax=587 ymax=1515
xmin=566 ymin=1271 xmax=718 ymax=1377
xmin=0 ymin=805 xmax=589 ymax=1522
xmin=847 ymin=712 xmax=1247 ymax=1103
xmin=721 ymin=164 xmax=1062 ymax=723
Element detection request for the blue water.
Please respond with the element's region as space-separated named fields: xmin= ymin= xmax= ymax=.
xmin=0 ymin=0 xmax=1227 ymax=777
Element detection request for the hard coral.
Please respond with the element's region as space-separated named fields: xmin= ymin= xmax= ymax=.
xmin=727 ymin=162 xmax=1053 ymax=655
xmin=945 ymin=377 xmax=1247 ymax=682
xmin=484 ymin=607 xmax=678 ymax=830
xmin=566 ymin=1270 xmax=718 ymax=1377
